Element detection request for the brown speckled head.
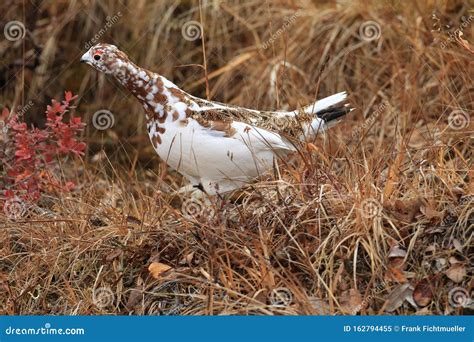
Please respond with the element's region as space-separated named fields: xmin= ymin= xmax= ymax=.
xmin=81 ymin=43 xmax=171 ymax=146
xmin=80 ymin=43 xmax=129 ymax=74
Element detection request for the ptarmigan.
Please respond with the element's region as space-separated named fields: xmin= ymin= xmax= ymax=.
xmin=81 ymin=43 xmax=352 ymax=194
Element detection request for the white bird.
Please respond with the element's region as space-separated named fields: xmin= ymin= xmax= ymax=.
xmin=81 ymin=44 xmax=353 ymax=195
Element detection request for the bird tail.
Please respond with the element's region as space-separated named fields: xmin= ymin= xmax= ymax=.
xmin=297 ymin=91 xmax=353 ymax=137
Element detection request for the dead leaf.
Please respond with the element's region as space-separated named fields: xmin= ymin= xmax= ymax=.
xmin=383 ymin=283 xmax=414 ymax=312
xmin=105 ymin=248 xmax=123 ymax=261
xmin=340 ymin=288 xmax=363 ymax=314
xmin=435 ymin=258 xmax=447 ymax=271
xmin=405 ymin=291 xmax=418 ymax=309
xmin=385 ymin=266 xmax=408 ymax=283
xmin=180 ymin=251 xmax=195 ymax=266
xmin=148 ymin=262 xmax=172 ymax=279
xmin=452 ymin=239 xmax=463 ymax=253
xmin=126 ymin=215 xmax=142 ymax=225
xmin=406 ymin=198 xmax=424 ymax=221
xmin=386 ymin=249 xmax=407 ymax=283
xmin=308 ymin=297 xmax=331 ymax=315
xmin=389 ymin=244 xmax=407 ymax=258
xmin=445 ymin=264 xmax=466 ymax=283
xmin=420 ymin=202 xmax=444 ymax=222
xmin=393 ymin=197 xmax=423 ymax=222
xmin=126 ymin=287 xmax=143 ymax=309
xmin=449 ymin=256 xmax=461 ymax=265
xmin=253 ymin=289 xmax=268 ymax=304
xmin=388 ymin=256 xmax=405 ymax=269
xmin=413 ymin=278 xmax=433 ymax=307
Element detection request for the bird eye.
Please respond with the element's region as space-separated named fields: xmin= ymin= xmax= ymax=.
xmin=93 ymin=54 xmax=101 ymax=61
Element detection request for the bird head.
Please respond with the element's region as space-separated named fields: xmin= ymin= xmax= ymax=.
xmin=80 ymin=43 xmax=128 ymax=74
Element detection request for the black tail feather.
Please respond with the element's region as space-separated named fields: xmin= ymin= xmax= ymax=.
xmin=317 ymin=105 xmax=352 ymax=123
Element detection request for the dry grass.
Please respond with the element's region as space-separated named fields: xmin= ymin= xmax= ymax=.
xmin=0 ymin=0 xmax=473 ymax=315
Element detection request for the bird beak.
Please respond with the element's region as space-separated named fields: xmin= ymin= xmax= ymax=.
xmin=80 ymin=51 xmax=91 ymax=64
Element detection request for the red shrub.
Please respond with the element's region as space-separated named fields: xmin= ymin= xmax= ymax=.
xmin=1 ymin=91 xmax=86 ymax=204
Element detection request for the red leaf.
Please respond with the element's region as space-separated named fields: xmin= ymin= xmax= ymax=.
xmin=64 ymin=91 xmax=78 ymax=103
xmin=413 ymin=278 xmax=433 ymax=307
xmin=65 ymin=91 xmax=73 ymax=102
xmin=1 ymin=107 xmax=9 ymax=120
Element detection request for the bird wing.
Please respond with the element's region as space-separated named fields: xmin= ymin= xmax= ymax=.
xmin=186 ymin=92 xmax=351 ymax=139
xmin=187 ymin=96 xmax=298 ymax=136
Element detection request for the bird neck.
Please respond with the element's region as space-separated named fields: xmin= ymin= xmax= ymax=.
xmin=112 ymin=59 xmax=185 ymax=127
xmin=112 ymin=60 xmax=153 ymax=98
